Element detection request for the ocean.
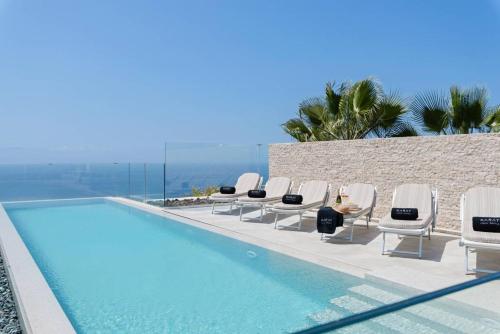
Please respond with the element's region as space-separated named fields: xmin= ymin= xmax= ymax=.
xmin=0 ymin=163 xmax=269 ymax=202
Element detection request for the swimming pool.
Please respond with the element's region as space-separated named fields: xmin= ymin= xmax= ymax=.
xmin=4 ymin=198 xmax=500 ymax=333
xmin=4 ymin=198 xmax=365 ymax=333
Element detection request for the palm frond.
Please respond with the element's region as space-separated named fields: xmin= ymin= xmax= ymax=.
xmin=298 ymin=98 xmax=326 ymax=127
xmin=377 ymin=92 xmax=408 ymax=128
xmin=450 ymin=86 xmax=489 ymax=132
xmin=410 ymin=91 xmax=450 ymax=134
xmin=281 ymin=119 xmax=312 ymax=142
xmin=384 ymin=121 xmax=418 ymax=137
xmin=351 ymin=78 xmax=380 ymax=114
xmin=325 ymin=82 xmax=342 ymax=118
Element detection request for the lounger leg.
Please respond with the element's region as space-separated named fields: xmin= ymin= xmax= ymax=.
xmin=418 ymin=234 xmax=423 ymax=259
xmin=465 ymin=247 xmax=496 ymax=274
xmin=381 ymin=232 xmax=386 ymax=255
xmin=211 ymin=202 xmax=216 ymax=214
xmin=349 ymin=224 xmax=354 ymax=242
xmin=320 ymin=233 xmax=324 ymax=241
xmin=465 ymin=246 xmax=468 ymax=273
xmin=428 ymin=227 xmax=431 ymax=240
xmin=239 ymin=206 xmax=243 ymax=221
xmin=260 ymin=206 xmax=263 ymax=222
xmin=230 ymin=202 xmax=233 ymax=214
xmin=274 ymin=213 xmax=279 ymax=229
xmin=365 ymin=215 xmax=369 ymax=229
xmin=298 ymin=212 xmax=303 ymax=230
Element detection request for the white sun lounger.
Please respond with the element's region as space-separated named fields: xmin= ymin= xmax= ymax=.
xmin=460 ymin=186 xmax=500 ymax=274
xmin=268 ymin=180 xmax=331 ymax=230
xmin=378 ymin=184 xmax=438 ymax=258
xmin=209 ymin=173 xmax=262 ymax=214
xmin=328 ymin=183 xmax=377 ymax=242
xmin=235 ymin=177 xmax=292 ymax=222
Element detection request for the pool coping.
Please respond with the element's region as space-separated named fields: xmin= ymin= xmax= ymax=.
xmin=0 ymin=203 xmax=76 ymax=334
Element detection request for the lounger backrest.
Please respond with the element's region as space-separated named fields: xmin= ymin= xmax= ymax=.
xmin=299 ymin=180 xmax=329 ymax=205
xmin=235 ymin=173 xmax=261 ymax=193
xmin=345 ymin=183 xmax=376 ymax=211
xmin=264 ymin=177 xmax=292 ymax=198
xmin=393 ymin=184 xmax=432 ymax=214
xmin=463 ymin=187 xmax=500 ymax=223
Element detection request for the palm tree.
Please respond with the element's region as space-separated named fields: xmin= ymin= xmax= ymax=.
xmin=410 ymin=86 xmax=497 ymax=135
xmin=282 ymin=78 xmax=416 ymax=142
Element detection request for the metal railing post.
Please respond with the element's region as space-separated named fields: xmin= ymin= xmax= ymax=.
xmin=257 ymin=143 xmax=262 ymax=176
xmin=144 ymin=163 xmax=147 ymax=203
xmin=128 ymin=162 xmax=131 ymax=199
xmin=163 ymin=163 xmax=166 ymax=207
xmin=164 ymin=142 xmax=167 ymax=207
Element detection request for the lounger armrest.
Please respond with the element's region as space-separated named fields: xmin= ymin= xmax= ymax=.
xmin=344 ymin=207 xmax=371 ymax=219
xmin=210 ymin=192 xmax=245 ymax=199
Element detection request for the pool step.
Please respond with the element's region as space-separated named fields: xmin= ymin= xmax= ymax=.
xmin=330 ymin=295 xmax=441 ymax=334
xmin=307 ymin=308 xmax=341 ymax=324
xmin=294 ymin=283 xmax=500 ymax=334
xmin=349 ymin=284 xmax=500 ymax=334
xmin=303 ymin=308 xmax=377 ymax=333
xmin=336 ymin=323 xmax=378 ymax=334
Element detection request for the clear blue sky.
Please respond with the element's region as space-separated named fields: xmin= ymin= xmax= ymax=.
xmin=1 ymin=0 xmax=499 ymax=162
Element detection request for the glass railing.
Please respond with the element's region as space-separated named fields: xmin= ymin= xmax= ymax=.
xmin=162 ymin=142 xmax=268 ymax=199
xmin=0 ymin=143 xmax=269 ymax=204
xmin=293 ymin=272 xmax=500 ymax=334
xmin=0 ymin=163 xmax=130 ymax=201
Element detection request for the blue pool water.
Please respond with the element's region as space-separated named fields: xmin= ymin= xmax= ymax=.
xmin=5 ymin=199 xmax=362 ymax=333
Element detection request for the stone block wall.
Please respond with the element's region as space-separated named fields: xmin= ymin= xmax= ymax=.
xmin=269 ymin=134 xmax=500 ymax=231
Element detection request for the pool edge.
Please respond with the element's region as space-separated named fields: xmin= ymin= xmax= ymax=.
xmin=0 ymin=204 xmax=76 ymax=334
